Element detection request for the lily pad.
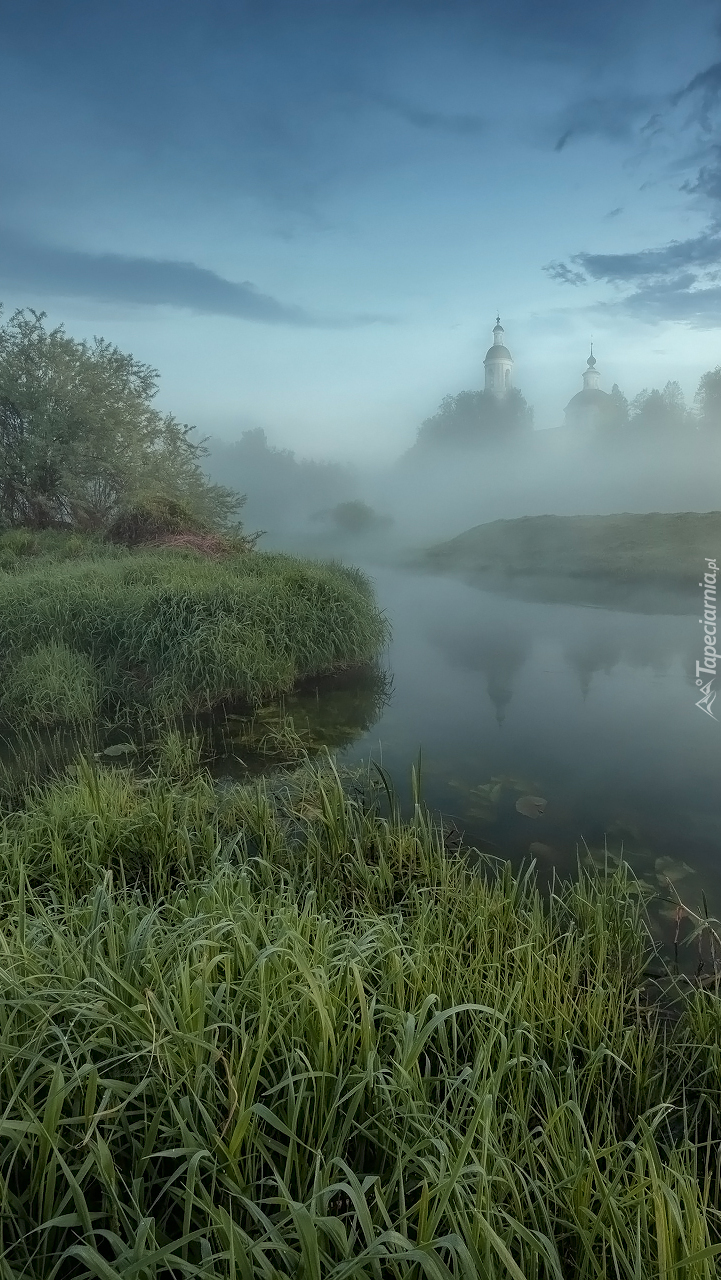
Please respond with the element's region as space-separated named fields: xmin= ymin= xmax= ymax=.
xmin=492 ymin=774 xmax=540 ymax=794
xmin=528 ymin=841 xmax=555 ymax=857
xmin=586 ymin=848 xmax=622 ymax=871
xmin=516 ymin=795 xmax=547 ymax=818
xmin=471 ymin=781 xmax=503 ymax=804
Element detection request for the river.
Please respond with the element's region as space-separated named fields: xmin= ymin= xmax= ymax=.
xmin=258 ymin=563 xmax=721 ymax=913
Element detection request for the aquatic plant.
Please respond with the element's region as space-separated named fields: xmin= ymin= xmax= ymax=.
xmin=0 ymin=756 xmax=719 ymax=1275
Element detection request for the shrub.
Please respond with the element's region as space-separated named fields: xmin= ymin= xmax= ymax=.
xmin=329 ymin=499 xmax=393 ymax=535
xmin=106 ymin=494 xmax=207 ymax=546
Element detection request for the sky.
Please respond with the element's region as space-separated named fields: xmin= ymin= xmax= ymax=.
xmin=2 ymin=0 xmax=721 ymax=457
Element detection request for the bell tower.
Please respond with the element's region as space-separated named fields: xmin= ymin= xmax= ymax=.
xmin=582 ymin=344 xmax=601 ymax=391
xmin=483 ymin=316 xmax=514 ymax=398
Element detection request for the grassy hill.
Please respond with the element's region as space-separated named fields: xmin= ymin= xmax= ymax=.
xmin=422 ymin=511 xmax=721 ymax=587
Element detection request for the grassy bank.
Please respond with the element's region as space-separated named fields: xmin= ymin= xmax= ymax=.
xmin=421 ymin=511 xmax=721 ymax=587
xmin=0 ymin=532 xmax=389 ymax=725
xmin=0 ymin=754 xmax=720 ymax=1276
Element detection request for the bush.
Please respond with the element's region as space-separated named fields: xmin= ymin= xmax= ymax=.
xmin=328 ymin=499 xmax=393 ymax=536
xmin=0 ymin=308 xmax=244 ymax=531
xmin=106 ymin=495 xmax=207 ymax=546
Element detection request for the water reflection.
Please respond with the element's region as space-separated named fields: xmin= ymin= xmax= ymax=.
xmin=431 ymin=625 xmax=530 ymax=723
xmin=564 ymin=632 xmax=622 ymax=699
xmin=341 ymin=565 xmax=721 ymax=910
xmin=208 ymin=663 xmax=391 ymax=776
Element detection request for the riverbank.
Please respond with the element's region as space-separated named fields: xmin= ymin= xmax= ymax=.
xmin=0 ymin=530 xmax=389 ymax=725
xmin=421 ymin=510 xmax=721 ymax=589
xmin=0 ymin=753 xmax=720 ymax=1276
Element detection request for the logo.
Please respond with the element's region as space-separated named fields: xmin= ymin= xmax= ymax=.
xmin=696 ymin=557 xmax=718 ymax=719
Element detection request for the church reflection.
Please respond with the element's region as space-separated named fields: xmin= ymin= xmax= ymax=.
xmin=431 ymin=625 xmax=531 ymax=724
xmin=564 ymin=633 xmax=622 ymax=699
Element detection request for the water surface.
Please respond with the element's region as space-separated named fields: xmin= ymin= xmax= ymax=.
xmin=285 ymin=565 xmax=721 ymax=910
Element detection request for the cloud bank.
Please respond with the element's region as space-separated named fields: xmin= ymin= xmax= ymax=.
xmin=0 ymin=231 xmax=388 ymax=328
xmin=544 ymin=231 xmax=721 ymax=323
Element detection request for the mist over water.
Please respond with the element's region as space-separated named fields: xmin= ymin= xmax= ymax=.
xmin=206 ymin=410 xmax=721 ymax=554
xmin=204 ymin=395 xmax=721 ymax=908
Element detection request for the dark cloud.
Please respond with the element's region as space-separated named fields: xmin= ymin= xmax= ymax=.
xmin=553 ymin=94 xmax=654 ymax=151
xmin=574 ymin=233 xmax=721 ymax=284
xmin=682 ymin=145 xmax=721 ymax=201
xmin=543 ymin=261 xmax=587 ymax=286
xmin=617 ymin=278 xmax=721 ymax=325
xmin=546 ymin=230 xmax=721 ymax=327
xmin=543 ymin=39 xmax=721 ymax=330
xmin=545 ymin=227 xmax=721 ymax=326
xmin=0 ymin=231 xmax=388 ymax=327
xmin=672 ymin=60 xmax=721 ymax=128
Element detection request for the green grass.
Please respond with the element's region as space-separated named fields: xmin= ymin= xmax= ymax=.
xmin=421 ymin=511 xmax=721 ymax=586
xmin=0 ymin=527 xmax=125 ymax=572
xmin=0 ymin=542 xmax=389 ymax=724
xmin=0 ymin=754 xmax=719 ymax=1276
xmin=0 ymin=640 xmax=101 ymax=725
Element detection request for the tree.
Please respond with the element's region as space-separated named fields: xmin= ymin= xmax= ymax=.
xmin=695 ymin=367 xmax=721 ymax=428
xmin=203 ymin=428 xmax=355 ymax=533
xmin=412 ymin=387 xmax=533 ymax=451
xmin=629 ymin=381 xmax=687 ymax=432
xmin=324 ymin=500 xmax=392 ymax=536
xmin=0 ymin=308 xmax=243 ymax=531
xmin=608 ymin=383 xmax=629 ymax=428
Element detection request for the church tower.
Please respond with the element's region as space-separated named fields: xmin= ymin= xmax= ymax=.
xmin=484 ymin=316 xmax=513 ymax=398
xmin=564 ymin=344 xmax=613 ymax=431
xmin=582 ymin=345 xmax=601 ymax=392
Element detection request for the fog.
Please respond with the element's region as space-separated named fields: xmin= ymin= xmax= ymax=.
xmin=204 ymin=398 xmax=721 ymax=556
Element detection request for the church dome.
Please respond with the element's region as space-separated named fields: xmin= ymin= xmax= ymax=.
xmin=563 ymin=342 xmax=616 ymax=429
xmin=564 ymin=386 xmax=614 ymax=432
xmin=565 ymin=388 xmax=610 ymax=410
xmin=484 ymin=345 xmax=512 ymax=362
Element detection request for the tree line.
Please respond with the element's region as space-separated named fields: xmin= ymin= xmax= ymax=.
xmin=410 ymin=367 xmax=721 ymax=451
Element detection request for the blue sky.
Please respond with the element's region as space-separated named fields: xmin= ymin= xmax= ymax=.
xmin=1 ymin=0 xmax=721 ymax=457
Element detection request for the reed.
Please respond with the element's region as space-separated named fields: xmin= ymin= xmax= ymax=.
xmin=0 ymin=755 xmax=719 ymax=1276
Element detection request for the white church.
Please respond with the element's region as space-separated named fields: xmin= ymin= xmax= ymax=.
xmin=482 ymin=316 xmax=615 ymax=429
